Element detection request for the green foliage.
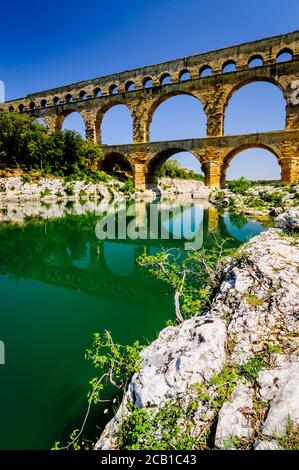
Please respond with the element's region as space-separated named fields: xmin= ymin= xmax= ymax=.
xmin=137 ymin=241 xmax=235 ymax=321
xmin=209 ymin=366 xmax=240 ymax=409
xmin=159 ymin=160 xmax=204 ymax=181
xmin=267 ymin=344 xmax=283 ymax=354
xmin=86 ymin=330 xmax=144 ymax=391
xmin=222 ymin=435 xmax=242 ymax=450
xmin=119 ymin=177 xmax=135 ymax=195
xmin=260 ymin=191 xmax=283 ymax=205
xmin=241 ymin=354 xmax=267 ymax=380
xmin=0 ymin=111 xmax=106 ymax=182
xmin=40 ymin=188 xmax=51 ymax=198
xmin=276 ymin=418 xmax=299 ymax=450
xmin=245 ymin=294 xmax=264 ymax=306
xmin=117 ymin=400 xmax=205 ymax=450
xmin=52 ymin=330 xmax=145 ymax=450
xmin=227 ymin=177 xmax=253 ymax=194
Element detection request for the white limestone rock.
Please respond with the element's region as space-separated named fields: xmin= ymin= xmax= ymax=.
xmin=215 ymin=381 xmax=255 ymax=449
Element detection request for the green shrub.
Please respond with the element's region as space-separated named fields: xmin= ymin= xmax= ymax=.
xmin=159 ymin=160 xmax=204 ymax=181
xmin=0 ymin=111 xmax=105 ymax=182
xmin=227 ymin=177 xmax=253 ymax=194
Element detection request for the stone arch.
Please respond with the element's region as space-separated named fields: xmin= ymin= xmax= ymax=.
xmin=56 ymin=110 xmax=86 ymax=138
xmin=125 ymin=80 xmax=135 ymax=91
xmin=109 ymin=84 xmax=119 ymax=95
xmin=159 ymin=72 xmax=172 ymax=85
xmin=65 ymin=94 xmax=73 ymax=103
xmin=40 ymin=99 xmax=48 ymax=108
xmin=221 ymin=143 xmax=283 ymax=185
xmin=101 ymin=151 xmax=133 ymax=176
xmin=79 ymin=90 xmax=87 ymax=100
xmin=33 ymin=117 xmax=46 ymax=127
xmin=247 ymin=54 xmax=264 ymax=68
xmin=276 ymin=48 xmax=293 ymax=62
xmin=96 ymin=102 xmax=133 ymax=144
xmin=223 ymin=77 xmax=287 ymax=134
xmin=93 ymin=87 xmax=102 ymax=97
xmin=178 ymin=69 xmax=191 ymax=81
xmin=222 ymin=60 xmax=237 ymax=73
xmin=199 ymin=65 xmax=213 ymax=77
xmin=146 ymin=148 xmax=202 ymax=185
xmin=147 ymin=91 xmax=206 ymax=141
xmin=143 ymin=77 xmax=153 ymax=88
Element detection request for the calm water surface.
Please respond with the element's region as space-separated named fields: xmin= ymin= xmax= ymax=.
xmin=0 ymin=198 xmax=270 ymax=449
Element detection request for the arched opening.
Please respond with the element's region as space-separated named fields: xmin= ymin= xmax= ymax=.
xmin=100 ymin=104 xmax=133 ymax=145
xmin=53 ymin=96 xmax=61 ymax=105
xmin=222 ymin=60 xmax=237 ymax=73
xmin=276 ymin=48 xmax=293 ymax=63
xmin=125 ymin=81 xmax=135 ymax=92
xmin=18 ymin=104 xmax=25 ymax=112
xmin=40 ymin=99 xmax=48 ymax=108
xmin=61 ymin=111 xmax=86 ymax=139
xmin=150 ymin=93 xmax=206 ymax=141
xmin=79 ymin=90 xmax=87 ymax=100
xmin=147 ymin=149 xmax=204 ymax=185
xmin=248 ymin=55 xmax=264 ymax=68
xmin=101 ymin=152 xmax=132 ymax=179
xmin=33 ymin=118 xmax=46 ymax=127
xmin=109 ymin=84 xmax=119 ymax=95
xmin=160 ymin=73 xmax=172 ymax=85
xmin=8 ymin=106 xmax=14 ymax=112
xmin=93 ymin=87 xmax=102 ymax=97
xmin=179 ymin=69 xmax=191 ymax=81
xmin=143 ymin=77 xmax=153 ymax=88
xmin=65 ymin=94 xmax=73 ymax=103
xmin=224 ymin=147 xmax=281 ymax=183
xmin=29 ymin=102 xmax=35 ymax=110
xmin=199 ymin=65 xmax=212 ymax=77
xmin=224 ymin=81 xmax=285 ymax=134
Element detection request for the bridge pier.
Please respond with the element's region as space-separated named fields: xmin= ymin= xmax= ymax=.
xmin=202 ymin=160 xmax=222 ymax=187
xmin=133 ymin=162 xmax=147 ymax=191
xmin=281 ymin=157 xmax=299 ymax=184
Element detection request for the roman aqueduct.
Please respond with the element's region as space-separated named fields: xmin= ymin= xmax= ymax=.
xmin=1 ymin=30 xmax=299 ymax=189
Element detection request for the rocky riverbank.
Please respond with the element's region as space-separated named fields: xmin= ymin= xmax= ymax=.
xmin=0 ymin=176 xmax=209 ymax=204
xmin=96 ymin=209 xmax=299 ymax=451
xmin=0 ymin=176 xmax=125 ymax=202
xmin=210 ymin=184 xmax=299 ymax=217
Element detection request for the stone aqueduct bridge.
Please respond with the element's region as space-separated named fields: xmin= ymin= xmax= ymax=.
xmin=2 ymin=31 xmax=299 ymax=188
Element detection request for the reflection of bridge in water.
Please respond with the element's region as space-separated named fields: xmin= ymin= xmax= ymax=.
xmin=0 ymin=204 xmax=264 ymax=305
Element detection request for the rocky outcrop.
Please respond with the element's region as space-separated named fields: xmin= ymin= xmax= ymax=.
xmin=141 ymin=178 xmax=210 ymax=199
xmin=0 ymin=176 xmax=124 ymax=202
xmin=210 ymin=184 xmax=299 ymax=217
xmin=95 ymin=211 xmax=299 ymax=450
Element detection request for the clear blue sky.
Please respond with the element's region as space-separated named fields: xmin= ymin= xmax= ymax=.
xmin=1 ymin=0 xmax=298 ymax=179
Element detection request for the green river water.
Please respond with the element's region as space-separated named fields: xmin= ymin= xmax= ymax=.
xmin=0 ymin=198 xmax=270 ymax=449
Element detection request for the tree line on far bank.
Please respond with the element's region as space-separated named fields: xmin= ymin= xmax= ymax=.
xmin=0 ymin=111 xmax=204 ymax=182
xmin=0 ymin=111 xmax=107 ymax=181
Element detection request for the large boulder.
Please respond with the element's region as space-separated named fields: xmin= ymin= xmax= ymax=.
xmin=275 ymin=208 xmax=299 ymax=232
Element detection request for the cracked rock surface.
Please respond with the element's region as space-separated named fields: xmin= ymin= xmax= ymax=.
xmin=95 ymin=210 xmax=299 ymax=450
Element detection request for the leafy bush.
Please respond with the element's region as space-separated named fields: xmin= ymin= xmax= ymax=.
xmin=0 ymin=111 xmax=105 ymax=182
xmin=227 ymin=177 xmax=253 ymax=194
xmin=159 ymin=160 xmax=204 ymax=181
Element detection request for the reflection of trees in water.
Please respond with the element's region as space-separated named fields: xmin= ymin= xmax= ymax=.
xmin=228 ymin=212 xmax=249 ymax=230
xmin=0 ymin=213 xmax=99 ymax=279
